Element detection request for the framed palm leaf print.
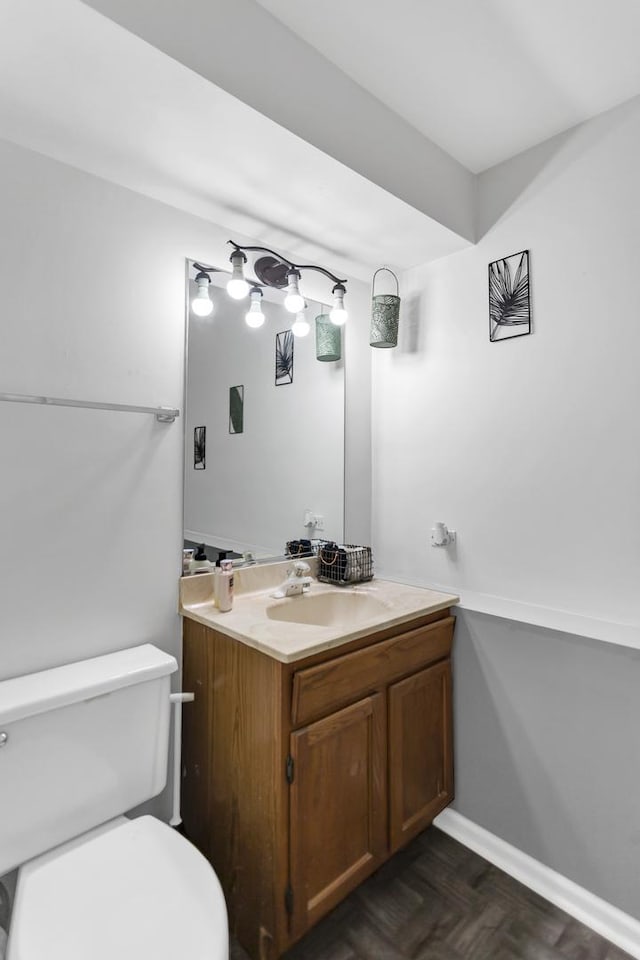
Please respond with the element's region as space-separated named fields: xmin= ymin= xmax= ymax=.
xmin=275 ymin=330 xmax=294 ymax=385
xmin=489 ymin=249 xmax=531 ymax=342
xmin=194 ymin=426 xmax=206 ymax=469
xmin=229 ymin=385 xmax=244 ymax=434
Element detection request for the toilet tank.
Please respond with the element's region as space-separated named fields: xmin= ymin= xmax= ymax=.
xmin=0 ymin=644 xmax=177 ymax=876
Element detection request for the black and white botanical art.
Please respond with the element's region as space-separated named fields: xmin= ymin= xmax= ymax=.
xmin=489 ymin=249 xmax=531 ymax=342
xmin=229 ymin=385 xmax=244 ymax=435
xmin=194 ymin=425 xmax=206 ymax=469
xmin=275 ymin=330 xmax=294 ymax=385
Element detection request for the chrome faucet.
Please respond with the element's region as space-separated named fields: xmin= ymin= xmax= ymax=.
xmin=272 ymin=561 xmax=313 ymax=598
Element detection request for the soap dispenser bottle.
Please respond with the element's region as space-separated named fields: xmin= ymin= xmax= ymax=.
xmin=217 ymin=559 xmax=234 ymax=612
xmin=213 ymin=550 xmax=229 ymax=607
xmin=190 ymin=544 xmax=212 ymax=575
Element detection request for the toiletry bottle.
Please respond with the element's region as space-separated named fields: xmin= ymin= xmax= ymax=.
xmin=217 ymin=559 xmax=234 ymax=612
xmin=189 ymin=544 xmax=212 ymax=575
xmin=213 ymin=550 xmax=229 ymax=607
xmin=182 ymin=548 xmax=195 ymax=576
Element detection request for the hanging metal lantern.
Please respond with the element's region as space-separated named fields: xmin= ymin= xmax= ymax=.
xmin=315 ymin=312 xmax=342 ymax=362
xmin=370 ymin=267 xmax=400 ymax=348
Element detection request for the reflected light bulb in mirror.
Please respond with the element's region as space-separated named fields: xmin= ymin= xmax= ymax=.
xmin=245 ymin=288 xmax=265 ymax=328
xmin=191 ymin=275 xmax=213 ymax=317
xmin=284 ymin=270 xmax=305 ymax=313
xmin=291 ymin=311 xmax=310 ymax=337
xmin=330 ymin=284 xmax=347 ymax=325
xmin=227 ymin=252 xmax=249 ymax=300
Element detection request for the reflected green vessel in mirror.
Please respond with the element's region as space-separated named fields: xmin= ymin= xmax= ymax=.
xmin=315 ymin=313 xmax=342 ymax=362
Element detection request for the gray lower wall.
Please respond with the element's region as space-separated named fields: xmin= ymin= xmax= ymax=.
xmin=451 ymin=610 xmax=640 ymax=921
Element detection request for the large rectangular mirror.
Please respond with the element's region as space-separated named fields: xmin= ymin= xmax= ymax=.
xmin=183 ymin=261 xmax=345 ymax=562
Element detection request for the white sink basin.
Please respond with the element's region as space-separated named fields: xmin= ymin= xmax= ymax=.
xmin=266 ymin=590 xmax=388 ymax=628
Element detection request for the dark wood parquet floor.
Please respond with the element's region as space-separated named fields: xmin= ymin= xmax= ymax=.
xmin=230 ymin=827 xmax=633 ymax=960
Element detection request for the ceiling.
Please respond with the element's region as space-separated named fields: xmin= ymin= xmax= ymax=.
xmin=256 ymin=0 xmax=640 ymax=172
xmin=0 ymin=0 xmax=468 ymax=281
xmin=0 ymin=0 xmax=639 ymax=279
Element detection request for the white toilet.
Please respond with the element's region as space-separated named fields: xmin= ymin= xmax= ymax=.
xmin=0 ymin=644 xmax=228 ymax=960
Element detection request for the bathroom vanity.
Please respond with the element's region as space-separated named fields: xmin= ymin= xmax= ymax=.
xmin=180 ymin=569 xmax=457 ymax=960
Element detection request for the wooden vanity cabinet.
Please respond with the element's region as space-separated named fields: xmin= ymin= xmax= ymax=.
xmin=288 ymin=693 xmax=387 ymax=940
xmin=181 ymin=608 xmax=454 ymax=960
xmin=388 ymin=659 xmax=453 ymax=852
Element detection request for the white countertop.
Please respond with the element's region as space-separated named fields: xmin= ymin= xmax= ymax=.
xmin=179 ymin=562 xmax=458 ymax=663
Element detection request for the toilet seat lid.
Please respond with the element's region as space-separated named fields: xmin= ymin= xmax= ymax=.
xmin=8 ymin=816 xmax=228 ymax=960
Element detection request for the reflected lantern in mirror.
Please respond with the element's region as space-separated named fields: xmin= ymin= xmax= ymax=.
xmin=315 ymin=313 xmax=341 ymax=362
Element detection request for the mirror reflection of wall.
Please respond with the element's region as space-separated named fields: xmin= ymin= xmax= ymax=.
xmin=184 ymin=264 xmax=345 ymax=561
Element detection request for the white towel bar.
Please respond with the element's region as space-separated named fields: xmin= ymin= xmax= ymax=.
xmin=0 ymin=392 xmax=179 ymax=422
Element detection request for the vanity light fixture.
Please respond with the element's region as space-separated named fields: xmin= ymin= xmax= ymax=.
xmin=291 ymin=309 xmax=310 ymax=338
xmin=191 ymin=270 xmax=214 ymax=317
xmin=227 ymin=249 xmax=250 ymax=300
xmin=227 ymin=240 xmax=348 ymax=324
xmin=245 ymin=286 xmax=266 ymax=328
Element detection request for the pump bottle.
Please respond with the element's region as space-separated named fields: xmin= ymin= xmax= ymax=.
xmin=217 ymin=559 xmax=234 ymax=612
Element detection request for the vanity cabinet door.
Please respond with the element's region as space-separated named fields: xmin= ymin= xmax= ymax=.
xmin=288 ymin=694 xmax=387 ymax=941
xmin=388 ymin=660 xmax=453 ymax=853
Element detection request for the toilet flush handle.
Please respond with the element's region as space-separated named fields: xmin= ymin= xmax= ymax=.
xmin=169 ymin=692 xmax=195 ymax=828
xmin=0 ymin=732 xmax=7 ymax=747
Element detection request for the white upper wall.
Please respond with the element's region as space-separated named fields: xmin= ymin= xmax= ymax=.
xmin=0 ymin=135 xmax=371 ymax=688
xmin=372 ymin=97 xmax=640 ymax=643
xmin=0 ymin=137 xmax=203 ymax=687
xmin=80 ymin=0 xmax=476 ymax=242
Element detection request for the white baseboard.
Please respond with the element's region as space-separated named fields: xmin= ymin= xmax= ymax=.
xmin=434 ymin=808 xmax=640 ymax=959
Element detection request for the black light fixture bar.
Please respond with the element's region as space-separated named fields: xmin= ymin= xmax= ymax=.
xmin=190 ymin=245 xmax=349 ymax=329
xmin=192 ymin=262 xmax=221 ymax=275
xmin=192 ymin=261 xmax=263 ymax=288
xmin=227 ymin=241 xmax=348 ymax=288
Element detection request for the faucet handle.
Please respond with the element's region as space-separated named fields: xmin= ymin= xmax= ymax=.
xmin=292 ymin=560 xmax=311 ymax=576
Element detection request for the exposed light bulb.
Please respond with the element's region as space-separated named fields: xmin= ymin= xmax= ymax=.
xmin=330 ymin=284 xmax=348 ymax=326
xmin=245 ymin=287 xmax=265 ymax=328
xmin=284 ymin=269 xmax=305 ymax=313
xmin=191 ymin=274 xmax=213 ymax=317
xmin=285 ymin=291 xmax=305 ymax=313
xmin=227 ymin=251 xmax=249 ymax=299
xmin=228 ymin=277 xmax=249 ymax=299
xmin=291 ymin=311 xmax=310 ymax=337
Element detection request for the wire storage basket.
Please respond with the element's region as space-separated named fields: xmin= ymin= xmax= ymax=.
xmin=286 ymin=539 xmax=331 ymax=559
xmin=286 ymin=539 xmax=314 ymax=558
xmin=318 ymin=543 xmax=374 ymax=586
